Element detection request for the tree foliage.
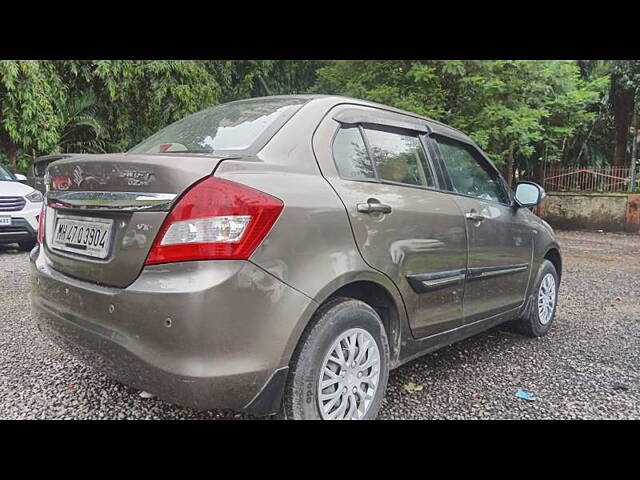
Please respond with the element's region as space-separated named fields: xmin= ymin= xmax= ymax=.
xmin=0 ymin=60 xmax=637 ymax=179
xmin=315 ymin=60 xmax=608 ymax=183
xmin=0 ymin=60 xmax=65 ymax=167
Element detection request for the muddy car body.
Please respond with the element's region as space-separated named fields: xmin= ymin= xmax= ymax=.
xmin=30 ymin=95 xmax=561 ymax=419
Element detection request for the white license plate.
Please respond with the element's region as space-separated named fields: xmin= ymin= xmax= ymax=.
xmin=51 ymin=215 xmax=114 ymax=259
xmin=0 ymin=216 xmax=11 ymax=226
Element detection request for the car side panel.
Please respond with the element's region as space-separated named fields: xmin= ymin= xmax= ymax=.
xmin=212 ymin=98 xmax=411 ymax=366
xmin=311 ymin=104 xmax=469 ymax=338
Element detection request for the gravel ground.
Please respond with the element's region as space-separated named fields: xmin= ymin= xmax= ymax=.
xmin=1 ymin=230 xmax=638 ymax=420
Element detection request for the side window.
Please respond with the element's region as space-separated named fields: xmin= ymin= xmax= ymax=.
xmin=436 ymin=137 xmax=509 ymax=204
xmin=332 ymin=127 xmax=376 ymax=180
xmin=363 ymin=127 xmax=434 ymax=187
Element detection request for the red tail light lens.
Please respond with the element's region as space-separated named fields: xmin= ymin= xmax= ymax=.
xmin=144 ymin=177 xmax=284 ymax=266
xmin=37 ymin=203 xmax=46 ymax=244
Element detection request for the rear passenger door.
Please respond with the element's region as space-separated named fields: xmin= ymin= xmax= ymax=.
xmin=431 ymin=135 xmax=533 ymax=323
xmin=312 ymin=105 xmax=468 ymax=338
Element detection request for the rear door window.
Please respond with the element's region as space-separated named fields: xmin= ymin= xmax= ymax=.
xmin=363 ymin=127 xmax=435 ymax=187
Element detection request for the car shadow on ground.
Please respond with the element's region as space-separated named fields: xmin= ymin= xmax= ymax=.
xmin=0 ymin=244 xmax=25 ymax=255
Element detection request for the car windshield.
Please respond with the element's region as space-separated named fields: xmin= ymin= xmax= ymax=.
xmin=128 ymin=97 xmax=308 ymax=156
xmin=0 ymin=164 xmax=16 ymax=181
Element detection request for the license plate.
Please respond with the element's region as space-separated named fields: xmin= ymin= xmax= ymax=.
xmin=0 ymin=216 xmax=11 ymax=226
xmin=51 ymin=215 xmax=114 ymax=259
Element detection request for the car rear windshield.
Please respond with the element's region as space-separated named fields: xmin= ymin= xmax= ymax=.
xmin=128 ymin=97 xmax=308 ymax=156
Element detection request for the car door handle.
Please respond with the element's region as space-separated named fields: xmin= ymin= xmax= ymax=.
xmin=357 ymin=200 xmax=392 ymax=215
xmin=465 ymin=212 xmax=486 ymax=222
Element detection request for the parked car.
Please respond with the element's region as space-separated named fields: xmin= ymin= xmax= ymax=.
xmin=0 ymin=163 xmax=43 ymax=251
xmin=30 ymin=95 xmax=561 ymax=420
xmin=27 ymin=154 xmax=82 ymax=192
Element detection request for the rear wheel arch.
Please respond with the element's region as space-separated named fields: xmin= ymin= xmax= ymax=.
xmin=297 ymin=277 xmax=406 ymax=368
xmin=327 ymin=281 xmax=401 ymax=362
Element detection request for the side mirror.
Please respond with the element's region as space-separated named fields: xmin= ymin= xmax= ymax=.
xmin=14 ymin=173 xmax=28 ymax=183
xmin=514 ymin=181 xmax=545 ymax=208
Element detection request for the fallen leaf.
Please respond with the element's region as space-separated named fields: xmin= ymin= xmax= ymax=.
xmin=403 ymin=382 xmax=424 ymax=393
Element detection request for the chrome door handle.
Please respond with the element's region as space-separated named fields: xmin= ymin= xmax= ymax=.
xmin=465 ymin=212 xmax=485 ymax=222
xmin=357 ymin=200 xmax=392 ymax=215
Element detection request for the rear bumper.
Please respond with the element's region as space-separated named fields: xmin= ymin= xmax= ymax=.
xmin=30 ymin=250 xmax=316 ymax=413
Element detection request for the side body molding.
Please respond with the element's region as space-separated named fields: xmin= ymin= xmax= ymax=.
xmin=407 ymin=264 xmax=529 ymax=293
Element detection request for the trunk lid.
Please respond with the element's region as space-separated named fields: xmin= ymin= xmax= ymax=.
xmin=43 ymin=153 xmax=230 ymax=287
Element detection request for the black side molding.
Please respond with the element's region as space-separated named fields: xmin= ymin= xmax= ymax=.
xmin=407 ymin=269 xmax=466 ymax=293
xmin=407 ymin=264 xmax=529 ymax=293
xmin=466 ymin=264 xmax=528 ymax=281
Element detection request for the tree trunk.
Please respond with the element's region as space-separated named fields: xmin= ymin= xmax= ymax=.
xmin=533 ymin=160 xmax=544 ymax=186
xmin=7 ymin=143 xmax=17 ymax=169
xmin=504 ymin=141 xmax=516 ymax=187
xmin=0 ymin=135 xmax=19 ymax=169
xmin=612 ymin=75 xmax=635 ymax=166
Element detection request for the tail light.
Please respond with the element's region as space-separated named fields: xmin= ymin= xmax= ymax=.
xmin=144 ymin=177 xmax=284 ymax=266
xmin=37 ymin=203 xmax=46 ymax=244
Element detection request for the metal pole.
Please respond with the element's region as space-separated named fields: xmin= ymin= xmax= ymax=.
xmin=631 ymin=119 xmax=638 ymax=192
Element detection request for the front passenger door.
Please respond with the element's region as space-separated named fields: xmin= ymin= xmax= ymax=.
xmin=433 ymin=136 xmax=533 ymax=323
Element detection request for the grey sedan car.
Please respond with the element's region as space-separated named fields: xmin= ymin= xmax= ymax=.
xmin=30 ymin=95 xmax=561 ymax=420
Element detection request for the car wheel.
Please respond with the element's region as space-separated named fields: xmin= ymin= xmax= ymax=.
xmin=513 ymin=259 xmax=559 ymax=337
xmin=18 ymin=240 xmax=36 ymax=252
xmin=280 ymin=297 xmax=390 ymax=420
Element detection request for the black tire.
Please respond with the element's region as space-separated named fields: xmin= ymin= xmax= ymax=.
xmin=18 ymin=239 xmax=36 ymax=252
xmin=512 ymin=259 xmax=559 ymax=337
xmin=280 ymin=297 xmax=390 ymax=420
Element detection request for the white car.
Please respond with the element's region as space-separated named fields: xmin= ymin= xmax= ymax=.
xmin=0 ymin=164 xmax=43 ymax=251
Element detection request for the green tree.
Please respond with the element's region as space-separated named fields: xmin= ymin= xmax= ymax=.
xmin=55 ymin=91 xmax=107 ymax=154
xmin=93 ymin=60 xmax=224 ymax=151
xmin=215 ymin=60 xmax=326 ymax=102
xmin=314 ymin=60 xmax=447 ymax=119
xmin=0 ymin=60 xmax=64 ymax=169
xmin=313 ymin=60 xmax=604 ymax=184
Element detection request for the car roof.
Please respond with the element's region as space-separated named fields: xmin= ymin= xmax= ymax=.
xmin=245 ymin=94 xmax=475 ymax=145
xmin=34 ymin=153 xmax=85 ymax=164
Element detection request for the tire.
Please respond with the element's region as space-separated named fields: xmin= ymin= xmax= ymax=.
xmin=512 ymin=259 xmax=559 ymax=337
xmin=280 ymin=297 xmax=390 ymax=420
xmin=18 ymin=239 xmax=36 ymax=252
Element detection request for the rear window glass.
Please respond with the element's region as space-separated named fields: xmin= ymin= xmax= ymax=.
xmin=332 ymin=127 xmax=376 ymax=180
xmin=364 ymin=127 xmax=434 ymax=187
xmin=128 ymin=97 xmax=307 ymax=155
